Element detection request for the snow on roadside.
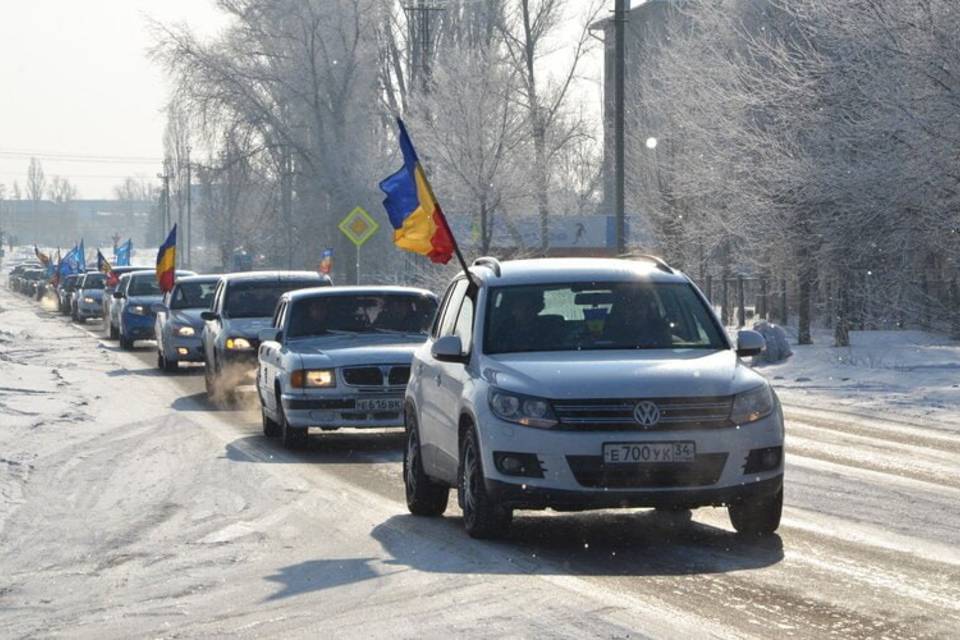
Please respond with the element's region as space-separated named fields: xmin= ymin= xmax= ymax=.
xmin=752 ymin=327 xmax=960 ymax=428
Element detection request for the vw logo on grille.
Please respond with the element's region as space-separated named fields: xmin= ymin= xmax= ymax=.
xmin=633 ymin=400 xmax=661 ymax=428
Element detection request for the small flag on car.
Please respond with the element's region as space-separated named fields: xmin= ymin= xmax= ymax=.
xmin=156 ymin=225 xmax=177 ymax=293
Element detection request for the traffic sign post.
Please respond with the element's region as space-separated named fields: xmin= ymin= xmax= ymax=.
xmin=338 ymin=206 xmax=379 ymax=284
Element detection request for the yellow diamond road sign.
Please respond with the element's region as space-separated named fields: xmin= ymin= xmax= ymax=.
xmin=338 ymin=206 xmax=379 ymax=247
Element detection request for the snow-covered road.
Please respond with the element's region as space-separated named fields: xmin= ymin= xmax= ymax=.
xmin=1 ymin=284 xmax=958 ymax=639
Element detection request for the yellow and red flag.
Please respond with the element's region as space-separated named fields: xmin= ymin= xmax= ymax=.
xmin=155 ymin=224 xmax=177 ymax=293
xmin=379 ymin=119 xmax=456 ymax=264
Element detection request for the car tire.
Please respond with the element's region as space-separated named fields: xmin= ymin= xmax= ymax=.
xmin=71 ymin=307 xmax=79 ymax=322
xmin=204 ymin=361 xmax=215 ymax=400
xmin=159 ymin=351 xmax=178 ymax=373
xmin=119 ymin=333 xmax=133 ymax=351
xmin=728 ymin=487 xmax=783 ymax=537
xmin=404 ymin=412 xmax=449 ymax=516
xmin=279 ymin=402 xmax=308 ymax=450
xmin=262 ymin=406 xmax=281 ymax=438
xmin=109 ymin=323 xmax=119 ymax=340
xmin=459 ymin=426 xmax=512 ymax=539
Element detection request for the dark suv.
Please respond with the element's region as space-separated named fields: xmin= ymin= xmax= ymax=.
xmin=201 ymin=271 xmax=331 ymax=403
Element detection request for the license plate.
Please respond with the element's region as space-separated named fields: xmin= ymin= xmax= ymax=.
xmin=603 ymin=442 xmax=696 ymax=464
xmin=355 ymin=398 xmax=402 ymax=412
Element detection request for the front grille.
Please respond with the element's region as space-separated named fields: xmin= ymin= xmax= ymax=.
xmin=343 ymin=367 xmax=383 ymax=386
xmin=552 ymin=396 xmax=734 ymax=431
xmin=343 ymin=365 xmax=410 ymax=388
xmin=567 ymin=453 xmax=727 ymax=489
xmin=388 ymin=366 xmax=411 ymax=386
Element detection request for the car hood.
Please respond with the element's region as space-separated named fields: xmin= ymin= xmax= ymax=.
xmin=483 ymin=349 xmax=764 ymax=399
xmin=126 ymin=295 xmax=162 ymax=307
xmin=223 ymin=317 xmax=274 ymax=337
xmin=169 ymin=308 xmax=206 ymax=330
xmin=289 ymin=334 xmax=426 ymax=368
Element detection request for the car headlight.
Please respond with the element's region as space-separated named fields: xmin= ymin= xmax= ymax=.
xmin=290 ymin=369 xmax=336 ymax=388
xmin=83 ymin=296 xmax=95 ymax=304
xmin=225 ymin=337 xmax=253 ymax=350
xmin=129 ymin=305 xmax=148 ymax=316
xmin=488 ymin=388 xmax=557 ymax=428
xmin=730 ymin=384 xmax=775 ymax=425
xmin=174 ymin=325 xmax=196 ymax=337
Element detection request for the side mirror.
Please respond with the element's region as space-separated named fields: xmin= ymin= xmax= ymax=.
xmin=200 ymin=310 xmax=219 ymax=322
xmin=113 ymin=291 xmax=124 ymax=299
xmin=432 ymin=335 xmax=468 ymax=363
xmin=258 ymin=328 xmax=282 ymax=344
xmin=151 ymin=303 xmax=167 ymax=314
xmin=736 ymin=329 xmax=766 ymax=358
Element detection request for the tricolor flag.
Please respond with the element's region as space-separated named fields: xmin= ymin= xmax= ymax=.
xmin=379 ymin=118 xmax=455 ymax=264
xmin=97 ymin=249 xmax=113 ymax=274
xmin=156 ymin=225 xmax=177 ymax=293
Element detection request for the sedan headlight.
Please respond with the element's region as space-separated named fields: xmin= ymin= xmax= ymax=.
xmin=83 ymin=296 xmax=95 ymax=304
xmin=174 ymin=325 xmax=196 ymax=337
xmin=225 ymin=337 xmax=253 ymax=350
xmin=129 ymin=304 xmax=148 ymax=316
xmin=489 ymin=388 xmax=557 ymax=429
xmin=730 ymin=384 xmax=775 ymax=425
xmin=290 ymin=369 xmax=336 ymax=388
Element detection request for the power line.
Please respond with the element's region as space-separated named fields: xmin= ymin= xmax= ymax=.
xmin=0 ymin=149 xmax=162 ymax=164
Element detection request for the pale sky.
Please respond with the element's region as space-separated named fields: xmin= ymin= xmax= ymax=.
xmin=0 ymin=1 xmax=603 ymax=201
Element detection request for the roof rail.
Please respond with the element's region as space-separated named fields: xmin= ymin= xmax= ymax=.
xmin=632 ymin=254 xmax=674 ymax=274
xmin=472 ymin=256 xmax=502 ymax=277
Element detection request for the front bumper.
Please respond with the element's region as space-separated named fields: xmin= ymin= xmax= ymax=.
xmin=122 ymin=312 xmax=157 ymax=339
xmin=282 ymin=392 xmax=405 ymax=429
xmin=473 ymin=404 xmax=785 ymax=509
xmin=487 ymin=473 xmax=783 ymax=510
xmin=76 ymin=299 xmax=103 ymax=318
xmin=166 ymin=336 xmax=204 ymax=362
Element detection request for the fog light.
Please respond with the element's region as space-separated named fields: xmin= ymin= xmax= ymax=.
xmin=493 ymin=452 xmax=544 ymax=478
xmin=176 ymin=347 xmax=190 ymax=356
xmin=743 ymin=446 xmax=783 ymax=474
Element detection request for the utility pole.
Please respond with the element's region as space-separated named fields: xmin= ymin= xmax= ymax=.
xmin=280 ymin=145 xmax=293 ymax=270
xmin=614 ymin=0 xmax=628 ymax=255
xmin=185 ymin=146 xmax=192 ymax=268
xmin=158 ymin=160 xmax=173 ymax=247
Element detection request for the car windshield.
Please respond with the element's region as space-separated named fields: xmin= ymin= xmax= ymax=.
xmin=63 ymin=276 xmax=80 ymax=290
xmin=286 ymin=294 xmax=437 ymax=339
xmin=128 ymin=276 xmax=161 ymax=296
xmin=224 ymin=280 xmax=321 ymax=318
xmin=484 ymin=282 xmax=726 ymax=355
xmin=171 ymin=281 xmax=217 ymax=310
xmin=82 ymin=274 xmax=106 ymax=290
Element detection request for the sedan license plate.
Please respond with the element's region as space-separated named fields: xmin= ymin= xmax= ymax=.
xmin=603 ymin=442 xmax=696 ymax=464
xmin=355 ymin=397 xmax=402 ymax=412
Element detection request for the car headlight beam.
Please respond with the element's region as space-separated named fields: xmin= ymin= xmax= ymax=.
xmin=290 ymin=369 xmax=335 ymax=388
xmin=225 ymin=337 xmax=253 ymax=350
xmin=730 ymin=384 xmax=775 ymax=425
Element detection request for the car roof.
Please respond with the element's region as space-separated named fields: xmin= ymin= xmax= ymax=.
xmin=110 ymin=265 xmax=151 ymax=274
xmin=467 ymin=257 xmax=691 ymax=287
xmin=128 ymin=269 xmax=195 ymax=279
xmin=282 ymin=285 xmax=437 ymax=303
xmin=174 ymin=274 xmax=222 ymax=284
xmin=221 ymin=270 xmax=331 ymax=285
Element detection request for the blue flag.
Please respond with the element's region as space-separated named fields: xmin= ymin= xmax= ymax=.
xmin=114 ymin=239 xmax=132 ymax=266
xmin=78 ymin=239 xmax=86 ymax=272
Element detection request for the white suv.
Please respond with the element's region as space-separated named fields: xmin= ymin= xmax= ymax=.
xmin=403 ymin=257 xmax=784 ymax=539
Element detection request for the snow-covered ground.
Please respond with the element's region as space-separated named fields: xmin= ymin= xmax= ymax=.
xmin=759 ymin=328 xmax=960 ymax=428
xmin=2 ymin=262 xmax=959 ymax=638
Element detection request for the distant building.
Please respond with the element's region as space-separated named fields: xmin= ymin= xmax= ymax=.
xmin=1 ymin=199 xmax=155 ymax=250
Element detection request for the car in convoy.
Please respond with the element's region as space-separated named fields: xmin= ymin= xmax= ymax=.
xmin=70 ymin=272 xmax=107 ymax=322
xmin=257 ymin=286 xmax=438 ymax=448
xmin=57 ymin=274 xmax=83 ymax=313
xmin=101 ymin=265 xmax=151 ymax=332
xmin=111 ymin=269 xmax=196 ymax=349
xmin=403 ymin=257 xmax=783 ymax=539
xmin=153 ymin=274 xmax=221 ymax=371
xmin=201 ymin=271 xmax=331 ymax=403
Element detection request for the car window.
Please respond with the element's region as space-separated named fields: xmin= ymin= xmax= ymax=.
xmin=484 ymin=282 xmax=726 ymax=355
xmin=82 ymin=274 xmax=106 ymax=290
xmin=286 ymin=294 xmax=437 ymax=338
xmin=437 ymin=279 xmax=469 ymax=338
xmin=273 ymin=301 xmax=286 ymax=329
xmin=452 ymin=295 xmax=474 ymax=352
xmin=170 ymin=281 xmax=217 ymax=309
xmin=129 ymin=276 xmax=161 ymax=296
xmin=223 ymin=280 xmax=320 ymax=319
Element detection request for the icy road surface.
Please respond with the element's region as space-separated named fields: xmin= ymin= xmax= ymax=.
xmin=1 ymin=286 xmax=958 ymax=639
